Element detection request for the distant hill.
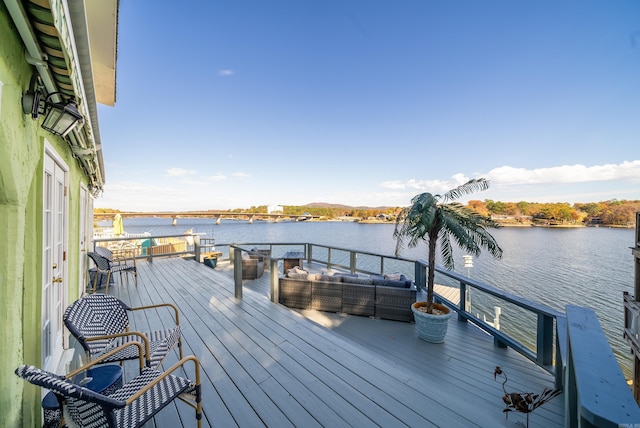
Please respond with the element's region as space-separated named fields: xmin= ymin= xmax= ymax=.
xmin=304 ymin=202 xmax=396 ymax=210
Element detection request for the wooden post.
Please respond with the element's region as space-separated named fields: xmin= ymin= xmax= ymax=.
xmin=270 ymin=258 xmax=279 ymax=303
xmin=635 ymin=212 xmax=640 ymax=300
xmin=350 ymin=251 xmax=357 ymax=274
xmin=194 ymin=234 xmax=201 ymax=263
xmin=537 ymin=313 xmax=554 ymax=366
xmin=414 ymin=260 xmax=427 ymax=292
xmin=458 ymin=281 xmax=468 ymax=322
xmin=233 ymin=249 xmax=243 ymax=300
xmin=634 ymin=212 xmax=640 ymax=403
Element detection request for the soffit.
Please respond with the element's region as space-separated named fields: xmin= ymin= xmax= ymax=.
xmin=85 ymin=0 xmax=117 ymax=106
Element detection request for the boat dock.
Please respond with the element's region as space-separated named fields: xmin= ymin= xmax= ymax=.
xmin=107 ymin=256 xmax=564 ymax=427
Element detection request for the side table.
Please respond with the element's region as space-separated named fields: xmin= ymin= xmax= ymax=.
xmin=282 ymin=251 xmax=304 ymax=273
xmin=42 ymin=364 xmax=123 ymax=428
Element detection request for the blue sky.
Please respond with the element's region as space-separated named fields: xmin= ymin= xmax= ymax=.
xmin=95 ymin=1 xmax=640 ymax=211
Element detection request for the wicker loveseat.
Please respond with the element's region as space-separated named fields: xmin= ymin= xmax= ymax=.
xmin=279 ymin=270 xmax=417 ymax=322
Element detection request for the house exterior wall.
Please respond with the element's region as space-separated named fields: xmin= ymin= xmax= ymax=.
xmin=0 ymin=4 xmax=89 ymax=425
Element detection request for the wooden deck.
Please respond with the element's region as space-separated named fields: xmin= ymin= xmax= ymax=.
xmin=107 ymin=256 xmax=564 ymax=427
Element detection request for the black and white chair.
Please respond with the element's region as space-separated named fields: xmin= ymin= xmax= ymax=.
xmin=87 ymin=248 xmax=137 ymax=293
xmin=63 ymin=294 xmax=182 ymax=369
xmin=16 ymin=342 xmax=202 ymax=428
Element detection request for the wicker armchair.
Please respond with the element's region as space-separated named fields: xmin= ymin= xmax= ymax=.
xmin=241 ymin=257 xmax=265 ymax=280
xmin=87 ymin=250 xmax=137 ymax=293
xmin=16 ymin=342 xmax=202 ymax=428
xmin=249 ymin=248 xmax=272 ymax=270
xmin=63 ymin=294 xmax=182 ymax=369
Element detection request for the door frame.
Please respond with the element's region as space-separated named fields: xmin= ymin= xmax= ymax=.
xmin=42 ymin=141 xmax=69 ymax=371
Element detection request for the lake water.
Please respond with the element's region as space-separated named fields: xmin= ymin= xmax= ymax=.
xmin=97 ymin=217 xmax=637 ymax=378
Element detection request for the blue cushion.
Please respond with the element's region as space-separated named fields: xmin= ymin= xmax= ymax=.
xmin=347 ymin=277 xmax=374 ymax=285
xmin=383 ymin=279 xmax=411 ymax=288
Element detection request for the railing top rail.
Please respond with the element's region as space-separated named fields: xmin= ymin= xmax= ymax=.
xmin=94 ymin=232 xmax=198 ymax=242
xmin=309 ymin=242 xmax=414 ymax=262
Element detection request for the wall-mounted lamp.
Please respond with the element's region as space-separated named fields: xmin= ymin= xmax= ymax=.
xmin=22 ymin=74 xmax=83 ymax=137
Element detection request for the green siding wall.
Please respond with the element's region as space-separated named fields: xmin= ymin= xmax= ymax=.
xmin=0 ymin=4 xmax=91 ymax=425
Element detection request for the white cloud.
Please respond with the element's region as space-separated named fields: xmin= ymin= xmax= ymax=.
xmin=166 ymin=167 xmax=197 ymax=177
xmin=232 ymin=172 xmax=251 ymax=178
xmin=382 ymin=161 xmax=640 ymax=193
xmin=485 ymin=160 xmax=640 ymax=185
xmin=218 ymin=69 xmax=234 ymax=76
xmin=380 ymin=176 xmax=470 ymax=193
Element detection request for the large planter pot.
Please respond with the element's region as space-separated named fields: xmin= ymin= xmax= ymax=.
xmin=412 ymin=301 xmax=453 ymax=343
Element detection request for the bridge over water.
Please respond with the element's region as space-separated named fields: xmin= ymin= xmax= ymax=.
xmin=93 ymin=211 xmax=316 ymax=224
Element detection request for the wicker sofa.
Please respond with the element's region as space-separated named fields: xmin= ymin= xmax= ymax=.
xmin=279 ymin=271 xmax=417 ymax=322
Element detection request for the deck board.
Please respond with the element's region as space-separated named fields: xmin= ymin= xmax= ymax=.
xmin=105 ymin=256 xmax=564 ymax=427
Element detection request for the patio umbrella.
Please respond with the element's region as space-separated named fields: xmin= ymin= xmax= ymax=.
xmin=113 ymin=213 xmax=124 ymax=236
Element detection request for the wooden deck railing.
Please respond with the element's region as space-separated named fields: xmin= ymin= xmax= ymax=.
xmin=566 ymin=305 xmax=640 ymax=427
xmin=94 ymin=232 xmax=198 ymax=261
xmin=91 ymin=236 xmax=639 ymax=425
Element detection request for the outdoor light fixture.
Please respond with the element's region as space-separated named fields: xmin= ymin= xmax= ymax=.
xmin=22 ymin=74 xmax=83 ymax=137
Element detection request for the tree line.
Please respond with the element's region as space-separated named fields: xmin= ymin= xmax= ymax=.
xmin=470 ymin=199 xmax=640 ymax=226
xmin=96 ymin=199 xmax=640 ymax=227
xmin=245 ymin=200 xmax=640 ymax=226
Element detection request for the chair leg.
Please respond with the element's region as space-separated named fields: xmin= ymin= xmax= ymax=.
xmin=91 ymin=271 xmax=99 ymax=293
xmin=105 ymin=272 xmax=112 ymax=293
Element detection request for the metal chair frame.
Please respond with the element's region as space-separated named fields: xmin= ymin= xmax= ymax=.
xmin=63 ymin=294 xmax=183 ymax=369
xmin=16 ymin=342 xmax=202 ymax=428
xmin=88 ymin=249 xmax=137 ymax=293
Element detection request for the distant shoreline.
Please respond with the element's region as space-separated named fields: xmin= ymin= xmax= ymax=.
xmin=354 ymin=219 xmax=633 ymax=229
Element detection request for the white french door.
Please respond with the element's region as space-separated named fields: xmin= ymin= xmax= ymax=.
xmin=42 ymin=149 xmax=68 ymax=371
xmin=79 ymin=186 xmax=88 ymax=296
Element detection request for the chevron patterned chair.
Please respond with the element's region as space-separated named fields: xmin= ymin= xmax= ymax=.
xmin=63 ymin=294 xmax=183 ymax=369
xmin=16 ymin=342 xmax=202 ymax=428
xmin=87 ymin=250 xmax=137 ymax=293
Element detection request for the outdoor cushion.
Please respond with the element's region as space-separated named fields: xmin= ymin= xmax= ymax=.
xmin=287 ymin=272 xmax=309 ymax=279
xmin=346 ymin=277 xmax=374 ymax=285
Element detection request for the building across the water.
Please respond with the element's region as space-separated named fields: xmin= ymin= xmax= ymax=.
xmin=267 ymin=205 xmax=284 ymax=214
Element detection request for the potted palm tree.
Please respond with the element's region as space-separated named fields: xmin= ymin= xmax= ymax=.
xmin=394 ymin=178 xmax=503 ymax=343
